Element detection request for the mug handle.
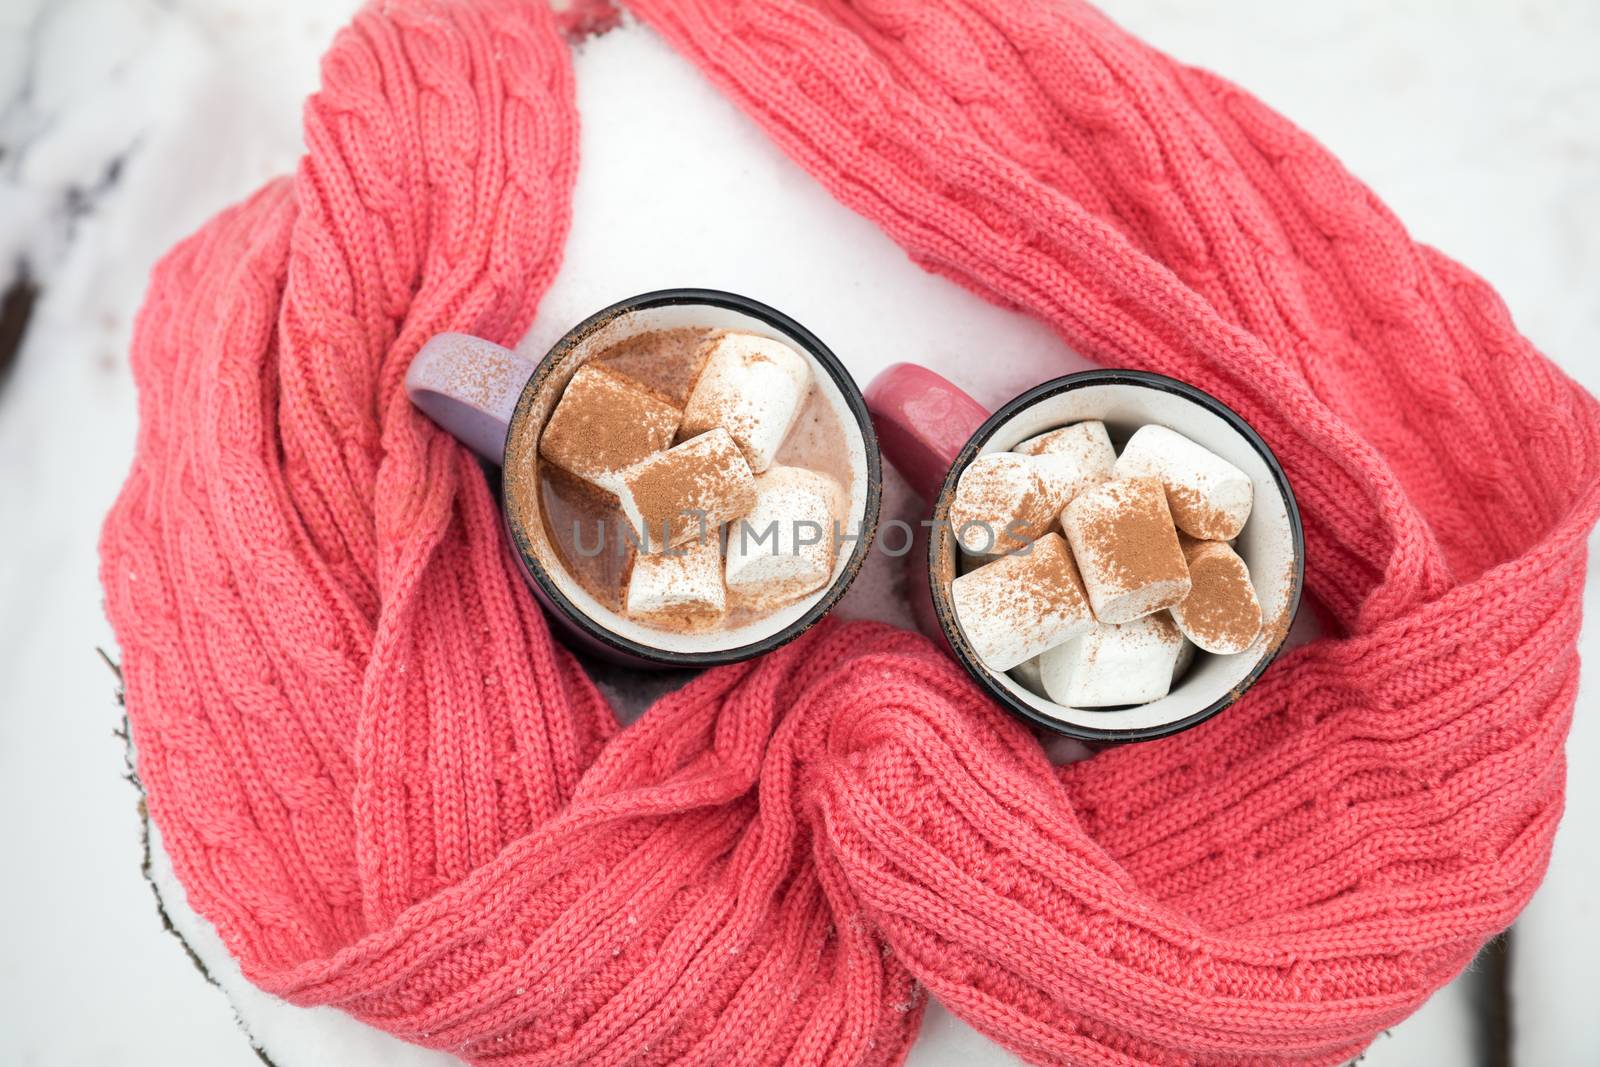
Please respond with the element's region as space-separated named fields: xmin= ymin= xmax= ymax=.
xmin=405 ymin=333 xmax=539 ymax=464
xmin=865 ymin=363 xmax=994 ymax=650
xmin=864 ymin=362 xmax=991 ymax=501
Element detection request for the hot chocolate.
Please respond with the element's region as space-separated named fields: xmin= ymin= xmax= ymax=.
xmin=508 ymin=327 xmax=858 ymax=637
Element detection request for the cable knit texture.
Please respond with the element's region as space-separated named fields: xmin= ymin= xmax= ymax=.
xmin=100 ymin=0 xmax=1600 ymax=1063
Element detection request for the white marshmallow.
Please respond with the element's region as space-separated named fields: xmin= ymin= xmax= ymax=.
xmin=1060 ymin=477 xmax=1191 ymax=624
xmin=624 ymin=536 xmax=726 ymax=626
xmin=950 ymin=532 xmax=1095 ymax=671
xmin=725 ymin=465 xmax=842 ymax=607
xmin=1114 ymin=425 xmax=1253 ymax=540
xmin=1170 ymin=540 xmax=1263 ymax=654
xmin=949 ymin=428 xmax=1113 ymax=557
xmin=1039 ymin=614 xmax=1184 ymax=708
xmin=615 ymin=427 xmax=757 ymax=551
xmin=1018 ymin=422 xmax=1117 ymax=521
xmin=947 ymin=453 xmax=1055 ymax=554
xmin=1016 ymin=420 xmax=1117 ymax=481
xmin=1032 ymin=451 xmax=1111 ymax=521
xmin=680 ymin=332 xmax=812 ymax=473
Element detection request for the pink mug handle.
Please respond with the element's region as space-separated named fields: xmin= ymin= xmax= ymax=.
xmin=865 ymin=362 xmax=991 ymax=501
xmin=865 ymin=363 xmax=994 ymax=650
xmin=405 ymin=333 xmax=539 ymax=463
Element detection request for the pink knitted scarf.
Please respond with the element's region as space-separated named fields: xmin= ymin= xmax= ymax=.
xmin=100 ymin=1 xmax=1600 ymax=1063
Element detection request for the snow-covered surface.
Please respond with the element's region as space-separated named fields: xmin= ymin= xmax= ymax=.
xmin=2 ymin=2 xmax=1597 ymax=1065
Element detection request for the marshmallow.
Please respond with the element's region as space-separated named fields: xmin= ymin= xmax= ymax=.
xmin=725 ymin=465 xmax=843 ymax=607
xmin=1170 ymin=540 xmax=1262 ymax=654
xmin=1115 ymin=425 xmax=1253 ymax=540
xmin=950 ymin=532 xmax=1095 ymax=671
xmin=1016 ymin=422 xmax=1117 ymax=522
xmin=624 ymin=536 xmax=726 ymax=627
xmin=946 ymin=453 xmax=1053 ymax=555
xmin=1061 ymin=477 xmax=1191 ymax=624
xmin=540 ymin=364 xmax=682 ymax=494
xmin=1032 ymin=454 xmax=1111 ymax=522
xmin=679 ymin=332 xmax=812 ymax=473
xmin=615 ymin=428 xmax=757 ymax=551
xmin=1039 ymin=613 xmax=1184 ymax=707
xmin=1016 ymin=420 xmax=1117 ymax=481
xmin=949 ymin=427 xmax=1114 ymax=556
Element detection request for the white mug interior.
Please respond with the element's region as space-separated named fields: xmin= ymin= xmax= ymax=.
xmin=939 ymin=380 xmax=1300 ymax=735
xmin=504 ymin=300 xmax=873 ymax=657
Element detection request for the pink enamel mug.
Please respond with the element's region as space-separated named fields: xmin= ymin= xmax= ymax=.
xmin=865 ymin=363 xmax=1304 ymax=743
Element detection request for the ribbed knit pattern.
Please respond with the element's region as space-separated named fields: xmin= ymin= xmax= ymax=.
xmin=99 ymin=0 xmax=1600 ymax=1064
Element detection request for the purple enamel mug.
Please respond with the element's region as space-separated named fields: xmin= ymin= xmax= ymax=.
xmin=406 ymin=289 xmax=881 ymax=668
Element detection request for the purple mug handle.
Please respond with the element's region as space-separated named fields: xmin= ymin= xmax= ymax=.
xmin=865 ymin=363 xmax=992 ymax=646
xmin=405 ymin=333 xmax=539 ymax=463
xmin=406 ymin=332 xmax=641 ymax=665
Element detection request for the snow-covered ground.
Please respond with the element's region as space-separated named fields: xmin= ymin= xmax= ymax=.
xmin=2 ymin=2 xmax=1596 ymax=1065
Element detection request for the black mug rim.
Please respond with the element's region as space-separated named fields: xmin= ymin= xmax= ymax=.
xmin=503 ymin=288 xmax=883 ymax=667
xmin=927 ymin=369 xmax=1305 ymax=743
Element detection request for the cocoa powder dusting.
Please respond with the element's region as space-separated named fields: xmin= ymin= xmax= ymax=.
xmin=1259 ymin=601 xmax=1292 ymax=653
xmin=958 ymin=534 xmax=1089 ymax=651
xmin=595 ymin=327 xmax=713 ymax=405
xmin=1149 ymin=611 xmax=1180 ymax=643
xmin=1255 ymin=558 xmax=1299 ymax=653
xmin=1175 ymin=544 xmax=1261 ymax=650
xmin=538 ymin=363 xmax=681 ymax=484
xmin=951 ymin=456 xmax=1054 ymax=553
xmin=1077 ymin=478 xmax=1186 ymax=587
xmin=1031 ymin=535 xmax=1091 ymax=621
xmin=1167 ymin=483 xmax=1234 ymax=540
xmin=624 ymin=431 xmax=756 ymax=546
